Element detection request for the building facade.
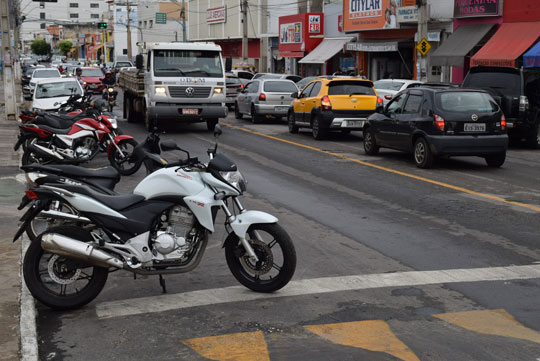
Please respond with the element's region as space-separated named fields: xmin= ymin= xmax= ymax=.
xmin=137 ymin=2 xmax=186 ymax=43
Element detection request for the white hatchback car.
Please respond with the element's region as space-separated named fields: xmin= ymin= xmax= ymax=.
xmin=24 ymin=67 xmax=62 ymax=100
xmin=32 ymin=78 xmax=84 ymax=112
xmin=373 ymin=79 xmax=424 ymax=105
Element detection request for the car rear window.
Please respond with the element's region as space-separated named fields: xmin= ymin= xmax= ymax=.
xmin=373 ymin=81 xmax=404 ymax=91
xmin=263 ymin=81 xmax=298 ymax=93
xmin=462 ymin=71 xmax=520 ymax=97
xmin=33 ymin=70 xmax=60 ymax=78
xmin=328 ymin=81 xmax=375 ymax=96
xmin=436 ymin=92 xmax=499 ymax=112
xmin=116 ymin=62 xmax=132 ymax=68
xmin=81 ymin=69 xmax=104 ymax=77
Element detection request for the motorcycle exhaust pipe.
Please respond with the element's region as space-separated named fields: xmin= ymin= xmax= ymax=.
xmin=41 ymin=233 xmax=124 ymax=269
xmin=38 ymin=209 xmax=91 ymax=223
xmin=28 ymin=144 xmax=64 ymax=160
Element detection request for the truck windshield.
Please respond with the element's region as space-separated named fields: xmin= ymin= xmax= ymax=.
xmin=153 ymin=50 xmax=223 ymax=78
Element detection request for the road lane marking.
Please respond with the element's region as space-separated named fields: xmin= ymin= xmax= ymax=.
xmin=96 ymin=264 xmax=540 ymax=319
xmin=305 ymin=321 xmax=420 ymax=361
xmin=181 ymin=331 xmax=270 ymax=361
xmin=222 ymin=123 xmax=540 ymax=213
xmin=434 ymin=309 xmax=540 ymax=344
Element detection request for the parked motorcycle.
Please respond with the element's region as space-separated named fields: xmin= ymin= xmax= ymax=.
xmin=15 ymin=125 xmax=297 ymax=310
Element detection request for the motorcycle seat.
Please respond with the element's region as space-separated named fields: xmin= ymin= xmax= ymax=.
xmin=56 ymin=183 xmax=145 ymax=211
xmin=23 ymin=164 xmax=120 ymax=180
xmin=32 ymin=124 xmax=71 ymax=135
xmin=32 ymin=115 xmax=75 ymax=129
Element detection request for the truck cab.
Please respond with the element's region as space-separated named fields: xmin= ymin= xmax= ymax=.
xmin=122 ymin=42 xmax=227 ymax=131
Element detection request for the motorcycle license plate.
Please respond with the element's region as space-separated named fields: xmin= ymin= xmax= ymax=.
xmin=464 ymin=123 xmax=486 ymax=132
xmin=182 ymin=108 xmax=199 ymax=115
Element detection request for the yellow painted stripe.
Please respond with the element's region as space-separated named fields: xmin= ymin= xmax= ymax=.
xmin=434 ymin=309 xmax=540 ymax=344
xmin=304 ymin=320 xmax=420 ymax=361
xmin=222 ymin=123 xmax=540 ymax=213
xmin=181 ymin=330 xmax=270 ymax=361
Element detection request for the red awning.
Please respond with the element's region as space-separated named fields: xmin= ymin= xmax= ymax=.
xmin=471 ymin=22 xmax=540 ymax=68
xmin=280 ymin=51 xmax=304 ymax=58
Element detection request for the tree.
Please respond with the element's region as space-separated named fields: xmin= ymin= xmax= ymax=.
xmin=30 ymin=39 xmax=51 ymax=56
xmin=58 ymin=40 xmax=73 ymax=56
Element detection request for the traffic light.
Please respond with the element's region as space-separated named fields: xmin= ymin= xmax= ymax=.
xmin=97 ymin=23 xmax=107 ymax=30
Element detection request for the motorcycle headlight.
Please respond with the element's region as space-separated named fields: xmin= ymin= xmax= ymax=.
xmin=108 ymin=117 xmax=118 ymax=129
xmin=219 ymin=170 xmax=247 ymax=193
xmin=108 ymin=88 xmax=114 ymax=93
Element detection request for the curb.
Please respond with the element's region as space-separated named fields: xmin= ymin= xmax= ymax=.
xmin=20 ymin=223 xmax=38 ymax=360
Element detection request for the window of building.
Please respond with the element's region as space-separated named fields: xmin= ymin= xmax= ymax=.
xmin=91 ymin=14 xmax=99 ymax=19
xmin=123 ymin=49 xmax=128 ymax=55
xmin=70 ymin=13 xmax=79 ymax=18
xmin=149 ymin=20 xmax=153 ymax=28
xmin=40 ymin=12 xmax=45 ymax=19
xmin=39 ymin=2 xmax=45 ymax=9
xmin=144 ymin=21 xmax=147 ymax=28
xmin=69 ymin=3 xmax=78 ymax=8
xmin=40 ymin=23 xmax=46 ymax=29
xmin=90 ymin=3 xmax=99 ymax=8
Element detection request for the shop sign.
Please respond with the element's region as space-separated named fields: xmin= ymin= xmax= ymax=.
xmin=206 ymin=6 xmax=226 ymax=24
xmin=397 ymin=6 xmax=418 ymax=23
xmin=345 ymin=41 xmax=398 ymax=52
xmin=309 ymin=15 xmax=321 ymax=33
xmin=344 ymin=0 xmax=401 ymax=31
xmin=454 ymin=0 xmax=501 ymax=18
xmin=280 ymin=22 xmax=302 ymax=44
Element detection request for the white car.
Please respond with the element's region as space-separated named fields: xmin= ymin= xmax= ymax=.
xmin=32 ymin=78 xmax=84 ymax=112
xmin=373 ymin=79 xmax=424 ymax=105
xmin=24 ymin=67 xmax=62 ymax=100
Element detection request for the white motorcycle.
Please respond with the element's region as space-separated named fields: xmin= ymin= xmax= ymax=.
xmin=15 ymin=125 xmax=296 ymax=310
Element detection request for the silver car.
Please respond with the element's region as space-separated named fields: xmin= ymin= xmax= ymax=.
xmin=234 ymin=79 xmax=298 ymax=123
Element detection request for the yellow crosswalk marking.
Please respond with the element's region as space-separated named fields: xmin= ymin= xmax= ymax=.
xmin=181 ymin=330 xmax=270 ymax=361
xmin=304 ymin=320 xmax=420 ymax=361
xmin=434 ymin=309 xmax=540 ymax=344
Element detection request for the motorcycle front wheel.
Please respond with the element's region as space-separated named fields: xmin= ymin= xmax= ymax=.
xmin=225 ymin=223 xmax=296 ymax=293
xmin=23 ymin=226 xmax=109 ymax=310
xmin=108 ymin=138 xmax=140 ymax=175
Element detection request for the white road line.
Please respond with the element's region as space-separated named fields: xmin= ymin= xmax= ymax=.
xmin=96 ymin=264 xmax=540 ymax=319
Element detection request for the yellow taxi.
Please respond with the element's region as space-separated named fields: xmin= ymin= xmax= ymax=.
xmin=288 ymin=77 xmax=383 ymax=140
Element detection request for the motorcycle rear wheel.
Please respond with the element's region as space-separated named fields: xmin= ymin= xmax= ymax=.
xmin=23 ymin=226 xmax=109 ymax=310
xmin=109 ymin=138 xmax=140 ymax=175
xmin=27 ymin=201 xmax=79 ymax=241
xmin=21 ymin=147 xmax=53 ymax=166
xmin=225 ymin=223 xmax=296 ymax=293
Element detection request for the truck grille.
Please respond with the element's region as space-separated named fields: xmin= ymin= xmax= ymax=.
xmin=169 ymin=86 xmax=212 ymax=98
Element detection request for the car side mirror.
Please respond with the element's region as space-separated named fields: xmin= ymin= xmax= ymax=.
xmin=135 ymin=54 xmax=144 ymax=70
xmin=291 ymin=91 xmax=298 ymax=99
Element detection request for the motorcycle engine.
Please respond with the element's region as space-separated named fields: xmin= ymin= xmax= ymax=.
xmin=152 ymin=205 xmax=196 ymax=263
xmin=74 ymin=146 xmax=92 ymax=159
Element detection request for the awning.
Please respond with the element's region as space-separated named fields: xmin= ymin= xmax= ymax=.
xmin=524 ymin=41 xmax=540 ymax=67
xmin=430 ymin=24 xmax=494 ymax=67
xmin=471 ymin=22 xmax=540 ymax=68
xmin=299 ymin=37 xmax=354 ymax=64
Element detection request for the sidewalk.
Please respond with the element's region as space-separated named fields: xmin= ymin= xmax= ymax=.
xmin=0 ymin=70 xmax=37 ymax=361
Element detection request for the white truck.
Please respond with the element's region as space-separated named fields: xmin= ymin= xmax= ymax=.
xmin=119 ymin=42 xmax=227 ymax=131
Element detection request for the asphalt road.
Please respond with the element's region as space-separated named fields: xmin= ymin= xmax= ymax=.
xmin=36 ymin=91 xmax=540 ymax=361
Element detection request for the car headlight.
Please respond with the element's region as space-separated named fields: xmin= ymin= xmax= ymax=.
xmin=219 ymin=170 xmax=247 ymax=193
xmin=213 ymin=88 xmax=223 ymax=94
xmin=155 ymin=86 xmax=166 ymax=95
xmin=108 ymin=88 xmax=114 ymax=93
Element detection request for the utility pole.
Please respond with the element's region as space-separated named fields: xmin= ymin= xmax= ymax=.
xmin=181 ymin=0 xmax=186 ymax=41
xmin=126 ymin=0 xmax=132 ymax=60
xmin=416 ymin=0 xmax=429 ymax=81
xmin=1 ymin=0 xmax=17 ymax=120
xmin=241 ymin=0 xmax=248 ymax=61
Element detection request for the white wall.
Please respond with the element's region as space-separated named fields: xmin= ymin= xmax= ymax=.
xmin=137 ymin=1 xmax=186 ymax=43
xmin=429 ymin=0 xmax=454 ymax=19
xmin=114 ymin=4 xmax=139 ymax=61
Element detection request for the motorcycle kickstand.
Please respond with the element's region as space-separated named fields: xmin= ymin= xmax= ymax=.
xmin=159 ymin=274 xmax=167 ymax=294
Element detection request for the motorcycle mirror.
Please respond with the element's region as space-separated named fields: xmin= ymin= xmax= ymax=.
xmin=214 ymin=124 xmax=222 ymax=138
xmin=160 ymin=140 xmax=178 ymax=152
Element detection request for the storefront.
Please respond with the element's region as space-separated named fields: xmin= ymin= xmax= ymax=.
xmin=278 ymin=13 xmax=324 ymax=75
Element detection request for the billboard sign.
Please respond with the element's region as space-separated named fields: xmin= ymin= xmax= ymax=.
xmin=308 ymin=15 xmax=321 ymax=33
xmin=454 ymin=0 xmax=501 ymax=18
xmin=207 ymin=6 xmax=226 ymax=24
xmin=344 ymin=0 xmax=402 ymax=31
xmin=280 ymin=22 xmax=302 ymax=44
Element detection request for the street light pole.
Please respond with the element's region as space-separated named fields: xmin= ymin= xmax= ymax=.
xmin=126 ymin=0 xmax=132 ymax=60
xmin=1 ymin=0 xmax=17 ymax=120
xmin=182 ymin=0 xmax=186 ymax=42
xmin=241 ymin=0 xmax=248 ymax=61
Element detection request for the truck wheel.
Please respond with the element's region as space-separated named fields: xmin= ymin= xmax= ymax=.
xmin=144 ymin=110 xmax=155 ymax=131
xmin=125 ymin=95 xmax=135 ymax=123
xmin=206 ymin=119 xmax=218 ymax=132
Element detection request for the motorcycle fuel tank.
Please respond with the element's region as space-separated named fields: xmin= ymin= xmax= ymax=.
xmin=133 ymin=167 xmax=205 ymax=199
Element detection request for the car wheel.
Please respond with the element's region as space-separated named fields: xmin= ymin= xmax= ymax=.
xmin=526 ymin=120 xmax=540 ymax=149
xmin=413 ymin=137 xmax=434 ymax=169
xmin=311 ymin=114 xmax=328 ymax=140
xmin=363 ymin=128 xmax=379 ymax=155
xmin=288 ymin=111 xmax=299 ymax=134
xmin=485 ymin=152 xmax=506 ymax=167
xmin=234 ymin=103 xmax=243 ymax=119
xmin=251 ymin=104 xmax=261 ymax=124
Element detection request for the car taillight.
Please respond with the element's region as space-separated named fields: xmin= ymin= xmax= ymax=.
xmin=377 ymin=97 xmax=384 ymax=105
xmin=259 ymin=93 xmax=266 ymax=101
xmin=501 ymin=113 xmax=506 ymax=130
xmin=434 ymin=114 xmax=445 ymax=132
xmin=240 ymin=84 xmax=245 ymax=88
xmin=321 ymin=95 xmax=332 ymax=110
xmin=25 ymin=190 xmax=38 ymax=200
xmin=519 ymin=95 xmax=529 ymax=112
xmin=384 ymin=95 xmax=392 ymax=100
